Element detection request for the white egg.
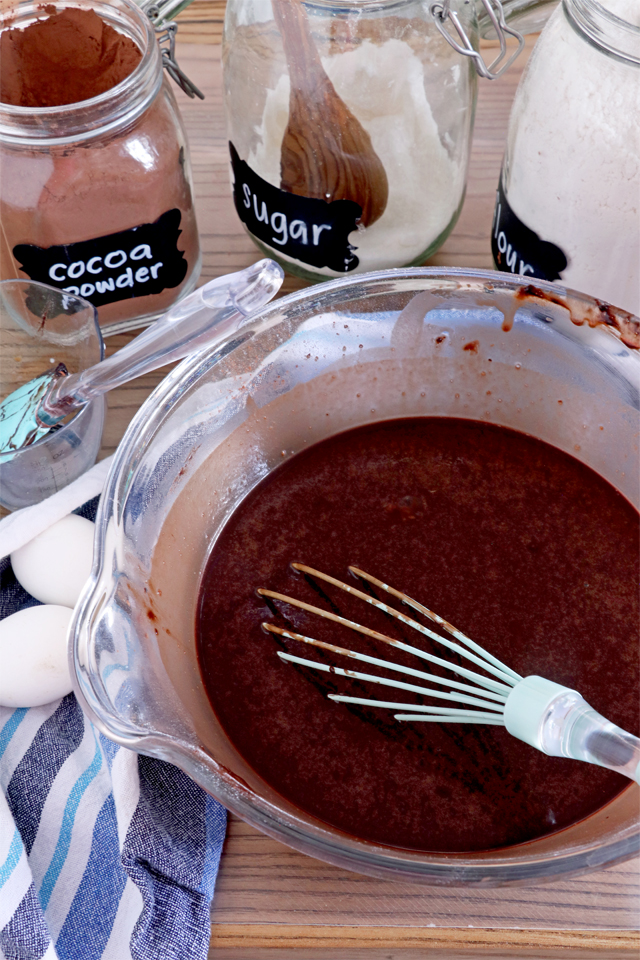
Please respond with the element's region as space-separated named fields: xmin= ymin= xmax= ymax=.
xmin=0 ymin=605 xmax=73 ymax=708
xmin=11 ymin=514 xmax=95 ymax=608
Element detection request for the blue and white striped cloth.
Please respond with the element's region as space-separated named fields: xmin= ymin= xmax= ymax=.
xmin=0 ymin=500 xmax=227 ymax=960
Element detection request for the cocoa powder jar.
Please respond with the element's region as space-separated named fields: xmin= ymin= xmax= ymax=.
xmin=0 ymin=0 xmax=201 ymax=332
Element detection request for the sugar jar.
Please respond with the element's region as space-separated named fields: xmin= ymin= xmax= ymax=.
xmin=223 ymin=0 xmax=523 ymax=281
xmin=0 ymin=0 xmax=201 ymax=333
xmin=492 ymin=0 xmax=640 ymax=315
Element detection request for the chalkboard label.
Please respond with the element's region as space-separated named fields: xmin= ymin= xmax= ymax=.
xmin=13 ymin=209 xmax=188 ymax=307
xmin=230 ymin=141 xmax=361 ymax=273
xmin=492 ymin=177 xmax=568 ymax=282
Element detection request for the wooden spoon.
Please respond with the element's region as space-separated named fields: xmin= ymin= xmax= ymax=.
xmin=272 ymin=0 xmax=388 ymax=227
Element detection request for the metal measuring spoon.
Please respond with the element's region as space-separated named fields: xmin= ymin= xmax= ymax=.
xmin=0 ymin=259 xmax=284 ymax=456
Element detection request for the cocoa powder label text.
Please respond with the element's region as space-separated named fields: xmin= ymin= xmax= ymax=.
xmin=13 ymin=209 xmax=188 ymax=307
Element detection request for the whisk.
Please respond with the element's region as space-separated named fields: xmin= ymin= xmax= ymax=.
xmin=258 ymin=564 xmax=640 ymax=785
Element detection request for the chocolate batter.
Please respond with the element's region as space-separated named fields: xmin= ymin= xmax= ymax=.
xmin=196 ymin=418 xmax=639 ymax=852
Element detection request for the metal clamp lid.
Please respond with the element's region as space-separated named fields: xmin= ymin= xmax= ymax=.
xmin=430 ymin=0 xmax=525 ymax=80
xmin=138 ymin=0 xmax=205 ymax=99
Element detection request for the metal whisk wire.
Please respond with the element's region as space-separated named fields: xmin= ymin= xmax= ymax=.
xmin=258 ymin=565 xmax=640 ymax=784
xmin=258 ymin=563 xmax=521 ymax=725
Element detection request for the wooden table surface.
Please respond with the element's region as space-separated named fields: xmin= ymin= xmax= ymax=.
xmin=97 ymin=4 xmax=640 ymax=957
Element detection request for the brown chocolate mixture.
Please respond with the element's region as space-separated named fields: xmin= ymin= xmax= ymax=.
xmin=0 ymin=6 xmax=141 ymax=107
xmin=196 ymin=419 xmax=639 ymax=852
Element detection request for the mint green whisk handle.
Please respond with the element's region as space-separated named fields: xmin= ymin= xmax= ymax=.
xmin=505 ymin=676 xmax=640 ymax=784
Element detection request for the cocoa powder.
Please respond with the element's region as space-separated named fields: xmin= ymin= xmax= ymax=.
xmin=0 ymin=5 xmax=142 ymax=107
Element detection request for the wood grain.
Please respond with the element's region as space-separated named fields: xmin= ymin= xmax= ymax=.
xmin=173 ymin=0 xmax=225 ymax=44
xmin=214 ymin=815 xmax=640 ymax=926
xmin=208 ymin=928 xmax=638 ymax=960
xmin=209 ymin=816 xmax=640 ymax=957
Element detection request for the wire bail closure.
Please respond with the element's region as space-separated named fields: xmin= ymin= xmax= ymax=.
xmin=430 ymin=0 xmax=525 ymax=80
xmin=140 ymin=0 xmax=205 ymax=99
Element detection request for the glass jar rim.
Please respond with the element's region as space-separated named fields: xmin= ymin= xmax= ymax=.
xmin=302 ymin=0 xmax=417 ymax=10
xmin=0 ymin=0 xmax=162 ymax=146
xmin=563 ymin=0 xmax=640 ymax=64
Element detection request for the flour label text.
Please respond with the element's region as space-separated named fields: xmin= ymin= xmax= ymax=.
xmin=492 ymin=177 xmax=568 ymax=282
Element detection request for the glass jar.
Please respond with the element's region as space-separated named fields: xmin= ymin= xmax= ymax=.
xmin=0 ymin=0 xmax=201 ymax=334
xmin=223 ymin=0 xmax=479 ymax=281
xmin=492 ymin=0 xmax=640 ymax=315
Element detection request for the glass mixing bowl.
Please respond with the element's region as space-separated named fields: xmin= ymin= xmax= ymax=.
xmin=70 ymin=267 xmax=640 ymax=885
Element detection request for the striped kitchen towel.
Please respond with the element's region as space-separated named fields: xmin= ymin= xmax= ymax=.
xmin=0 ymin=501 xmax=227 ymax=960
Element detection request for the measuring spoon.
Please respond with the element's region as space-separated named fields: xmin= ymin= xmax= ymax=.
xmin=0 ymin=259 xmax=284 ymax=456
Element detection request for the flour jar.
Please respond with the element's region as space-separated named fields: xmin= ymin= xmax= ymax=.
xmin=0 ymin=0 xmax=201 ymax=333
xmin=492 ymin=0 xmax=640 ymax=315
xmin=223 ymin=0 xmax=522 ymax=281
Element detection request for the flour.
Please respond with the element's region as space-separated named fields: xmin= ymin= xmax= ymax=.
xmin=247 ymin=38 xmax=464 ymax=277
xmin=503 ymin=1 xmax=640 ymax=314
xmin=598 ymin=0 xmax=640 ymax=24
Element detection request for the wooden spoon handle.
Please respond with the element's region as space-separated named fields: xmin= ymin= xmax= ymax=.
xmin=272 ymin=0 xmax=324 ymax=84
